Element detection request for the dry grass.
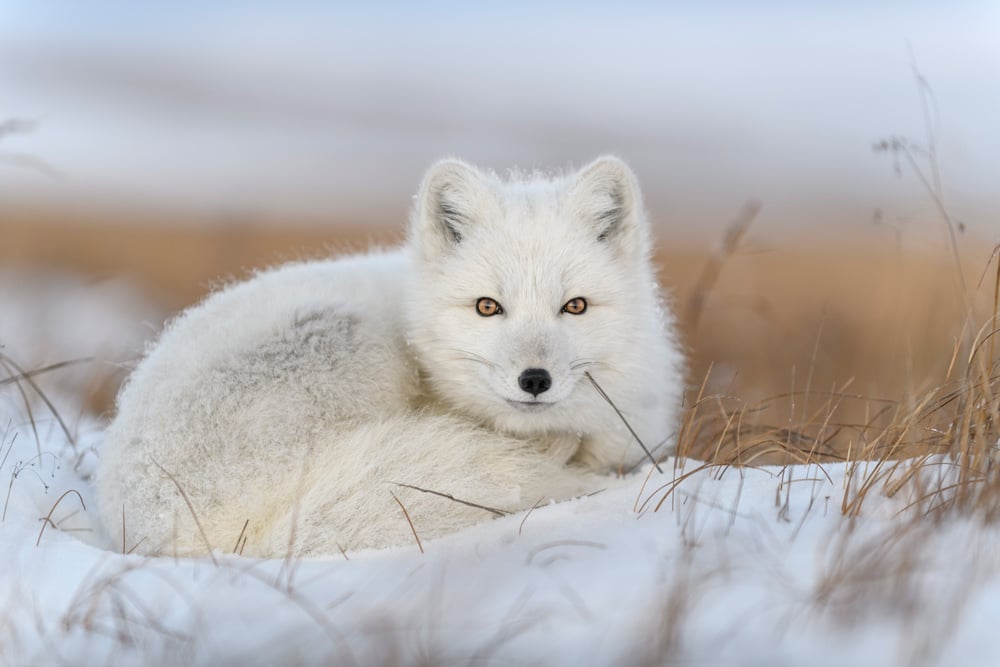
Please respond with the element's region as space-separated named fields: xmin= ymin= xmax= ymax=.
xmin=675 ymin=238 xmax=997 ymax=464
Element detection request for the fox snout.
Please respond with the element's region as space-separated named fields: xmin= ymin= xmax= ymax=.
xmin=518 ymin=368 xmax=552 ymax=396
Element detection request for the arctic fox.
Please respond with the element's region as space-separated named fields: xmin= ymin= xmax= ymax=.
xmin=95 ymin=157 xmax=685 ymax=557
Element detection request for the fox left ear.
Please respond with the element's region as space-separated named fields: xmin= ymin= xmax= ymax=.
xmin=411 ymin=158 xmax=498 ymax=261
xmin=567 ymin=156 xmax=649 ymax=256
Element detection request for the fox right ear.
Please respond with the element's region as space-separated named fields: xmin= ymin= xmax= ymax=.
xmin=567 ymin=156 xmax=649 ymax=258
xmin=412 ymin=159 xmax=495 ymax=259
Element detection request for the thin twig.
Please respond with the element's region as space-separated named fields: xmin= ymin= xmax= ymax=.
xmin=388 ymin=481 xmax=509 ymax=517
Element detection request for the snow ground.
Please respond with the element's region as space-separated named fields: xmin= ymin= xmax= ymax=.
xmin=2 ymin=407 xmax=999 ymax=667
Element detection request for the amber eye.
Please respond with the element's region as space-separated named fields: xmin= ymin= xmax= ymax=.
xmin=476 ymin=297 xmax=503 ymax=317
xmin=562 ymin=297 xmax=588 ymax=315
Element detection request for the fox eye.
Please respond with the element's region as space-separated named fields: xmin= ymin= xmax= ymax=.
xmin=476 ymin=297 xmax=504 ymax=317
xmin=562 ymin=297 xmax=588 ymax=315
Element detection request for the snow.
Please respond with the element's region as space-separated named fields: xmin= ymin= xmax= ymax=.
xmin=3 ymin=276 xmax=999 ymax=666
xmin=3 ymin=407 xmax=1000 ymax=666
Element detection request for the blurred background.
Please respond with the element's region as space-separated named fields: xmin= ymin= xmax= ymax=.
xmin=1 ymin=1 xmax=998 ymax=449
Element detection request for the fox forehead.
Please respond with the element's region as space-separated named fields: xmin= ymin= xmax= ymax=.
xmin=456 ymin=180 xmax=600 ymax=248
xmin=438 ymin=235 xmax=623 ymax=307
xmin=436 ymin=205 xmax=623 ymax=301
xmin=489 ymin=182 xmax=577 ymax=230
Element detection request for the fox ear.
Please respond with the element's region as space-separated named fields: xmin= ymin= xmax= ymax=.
xmin=412 ymin=159 xmax=494 ymax=259
xmin=568 ymin=156 xmax=648 ymax=255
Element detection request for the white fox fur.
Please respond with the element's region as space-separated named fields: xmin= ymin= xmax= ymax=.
xmin=95 ymin=157 xmax=685 ymax=557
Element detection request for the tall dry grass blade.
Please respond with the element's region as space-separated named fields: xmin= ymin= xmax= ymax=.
xmin=35 ymin=488 xmax=86 ymax=547
xmin=276 ymin=455 xmax=312 ymax=587
xmin=518 ymin=496 xmax=546 ymax=536
xmin=0 ymin=424 xmax=19 ymax=523
xmin=125 ymin=537 xmax=147 ymax=555
xmin=0 ymin=357 xmax=95 ymax=388
xmin=908 ymin=44 xmax=942 ymax=195
xmin=0 ymin=352 xmax=76 ymax=447
xmin=673 ymin=361 xmax=714 ymax=464
xmin=967 ymin=320 xmax=1000 ymax=373
xmin=2 ymin=469 xmax=16 ymax=523
xmin=390 ymin=491 xmax=423 ymax=554
xmin=977 ymin=244 xmax=1000 ymax=371
xmin=0 ymin=357 xmax=41 ymax=458
xmin=878 ymin=139 xmax=972 ymax=331
xmin=796 ymin=311 xmax=827 ymax=446
xmin=684 ymin=200 xmax=760 ymax=332
xmin=584 ymin=371 xmax=662 ymax=474
xmin=149 ymin=457 xmax=217 ymax=565
xmin=233 ymin=519 xmax=250 ymax=554
xmin=636 ymin=462 xmax=716 ymax=513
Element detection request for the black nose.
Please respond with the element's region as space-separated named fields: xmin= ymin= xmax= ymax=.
xmin=518 ymin=368 xmax=552 ymax=396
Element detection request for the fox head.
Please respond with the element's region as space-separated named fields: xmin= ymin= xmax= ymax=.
xmin=406 ymin=156 xmax=675 ymax=449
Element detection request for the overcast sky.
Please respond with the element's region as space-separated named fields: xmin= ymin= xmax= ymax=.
xmin=1 ymin=1 xmax=997 ymax=237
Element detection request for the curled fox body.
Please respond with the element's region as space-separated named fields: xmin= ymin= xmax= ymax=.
xmin=95 ymin=157 xmax=685 ymax=556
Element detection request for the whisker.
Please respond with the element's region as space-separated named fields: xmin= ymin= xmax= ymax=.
xmin=571 ymin=360 xmax=624 ymax=381
xmin=445 ymin=349 xmax=498 ymax=370
xmin=570 ymin=359 xmax=607 ymax=371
